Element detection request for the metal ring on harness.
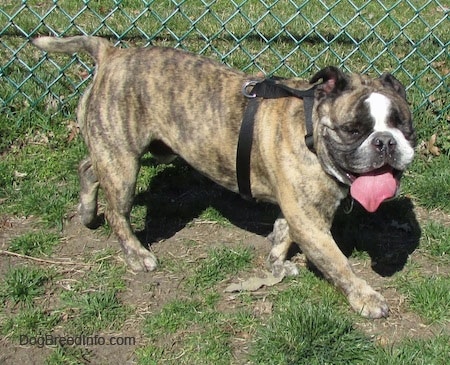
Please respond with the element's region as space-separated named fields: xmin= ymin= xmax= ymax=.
xmin=241 ymin=80 xmax=260 ymax=98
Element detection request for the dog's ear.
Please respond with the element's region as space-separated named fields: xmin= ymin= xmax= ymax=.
xmin=310 ymin=66 xmax=348 ymax=96
xmin=379 ymin=73 xmax=407 ymax=100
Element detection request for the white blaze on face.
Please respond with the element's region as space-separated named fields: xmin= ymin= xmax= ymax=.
xmin=365 ymin=92 xmax=415 ymax=163
xmin=366 ymin=93 xmax=391 ymax=132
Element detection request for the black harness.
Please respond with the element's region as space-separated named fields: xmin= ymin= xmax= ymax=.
xmin=236 ymin=78 xmax=317 ymax=201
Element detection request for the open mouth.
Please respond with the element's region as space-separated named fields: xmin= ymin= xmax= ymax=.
xmin=347 ymin=166 xmax=402 ymax=213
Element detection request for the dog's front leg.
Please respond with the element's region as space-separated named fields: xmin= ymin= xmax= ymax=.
xmin=267 ymin=216 xmax=299 ymax=277
xmin=271 ymin=196 xmax=388 ymax=318
xmin=286 ymin=216 xmax=388 ymax=318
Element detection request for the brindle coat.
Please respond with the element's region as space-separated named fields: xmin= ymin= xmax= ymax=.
xmin=32 ymin=36 xmax=414 ymax=318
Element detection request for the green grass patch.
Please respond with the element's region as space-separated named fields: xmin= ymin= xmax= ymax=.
xmin=250 ymin=274 xmax=375 ymax=364
xmin=251 ymin=302 xmax=378 ymax=365
xmin=45 ymin=346 xmax=91 ymax=365
xmin=1 ymin=308 xmax=60 ymax=339
xmin=140 ymin=253 xmax=258 ymax=364
xmin=187 ymin=246 xmax=254 ymax=289
xmin=143 ymin=298 xmax=206 ymax=339
xmin=0 ymin=137 xmax=86 ymax=226
xmin=8 ymin=231 xmax=61 ymax=257
xmin=403 ymin=155 xmax=450 ymax=213
xmin=83 ymin=249 xmax=128 ymax=292
xmin=59 ymin=250 xmax=128 ymax=334
xmin=420 ymin=220 xmax=450 ymax=259
xmin=398 ymin=275 xmax=450 ymax=324
xmin=197 ymin=206 xmax=231 ymax=226
xmin=250 ymin=274 xmax=450 ymax=364
xmin=141 ymin=297 xmax=257 ymax=365
xmin=174 ymin=325 xmax=234 ymax=364
xmin=135 ymin=345 xmax=166 ymax=365
xmin=0 ymin=265 xmax=54 ymax=307
xmin=0 ymin=250 xmax=129 ymax=354
xmin=61 ymin=288 xmax=129 ymax=334
xmin=380 ymin=334 xmax=450 ymax=365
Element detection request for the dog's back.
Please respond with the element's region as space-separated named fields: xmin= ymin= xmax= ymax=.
xmin=32 ymin=36 xmax=250 ymax=190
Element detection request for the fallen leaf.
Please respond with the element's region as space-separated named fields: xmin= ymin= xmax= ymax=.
xmin=79 ymin=70 xmax=90 ymax=79
xmin=436 ymin=5 xmax=449 ymax=12
xmin=66 ymin=120 xmax=79 ymax=143
xmin=224 ymin=271 xmax=285 ymax=292
xmin=14 ymin=171 xmax=28 ymax=178
xmin=427 ymin=134 xmax=440 ymax=156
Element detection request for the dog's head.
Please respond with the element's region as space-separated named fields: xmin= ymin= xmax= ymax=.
xmin=311 ymin=67 xmax=416 ymax=212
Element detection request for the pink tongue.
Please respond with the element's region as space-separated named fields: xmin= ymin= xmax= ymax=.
xmin=350 ymin=167 xmax=397 ymax=212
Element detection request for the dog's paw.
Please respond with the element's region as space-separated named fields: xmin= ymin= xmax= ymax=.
xmin=270 ymin=259 xmax=299 ymax=277
xmin=347 ymin=280 xmax=389 ymax=318
xmin=78 ymin=204 xmax=104 ymax=229
xmin=125 ymin=248 xmax=158 ymax=272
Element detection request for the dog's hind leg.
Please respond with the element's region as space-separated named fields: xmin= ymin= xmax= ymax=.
xmin=78 ymin=158 xmax=101 ymax=228
xmin=95 ymin=152 xmax=158 ymax=272
xmin=106 ymin=208 xmax=158 ymax=272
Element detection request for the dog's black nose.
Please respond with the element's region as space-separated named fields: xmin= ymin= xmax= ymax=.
xmin=372 ymin=132 xmax=396 ymax=153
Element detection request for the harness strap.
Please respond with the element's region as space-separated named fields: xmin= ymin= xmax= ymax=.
xmin=303 ymin=95 xmax=315 ymax=151
xmin=236 ymin=97 xmax=260 ymax=201
xmin=236 ymin=79 xmax=317 ymax=201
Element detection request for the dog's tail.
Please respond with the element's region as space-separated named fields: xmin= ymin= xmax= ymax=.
xmin=32 ymin=36 xmax=111 ymax=63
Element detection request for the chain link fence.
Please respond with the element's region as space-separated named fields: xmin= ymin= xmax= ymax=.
xmin=1 ymin=0 xmax=449 ymax=122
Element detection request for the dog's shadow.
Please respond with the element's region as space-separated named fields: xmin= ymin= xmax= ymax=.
xmin=331 ymin=197 xmax=421 ymax=276
xmin=134 ymin=157 xmax=279 ymax=240
xmin=134 ymin=158 xmax=421 ymax=277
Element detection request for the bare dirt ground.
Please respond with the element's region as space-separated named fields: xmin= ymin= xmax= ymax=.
xmin=1 ymin=184 xmax=449 ymax=364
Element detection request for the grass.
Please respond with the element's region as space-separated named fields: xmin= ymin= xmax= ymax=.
xmin=252 ymin=303 xmax=379 ymax=364
xmin=61 ymin=289 xmax=129 ymax=334
xmin=143 ymin=298 xmax=206 ymax=337
xmin=1 ymin=307 xmax=60 ymax=340
xmin=45 ymin=346 xmax=90 ymax=365
xmin=420 ymin=221 xmax=450 ymax=259
xmin=8 ymin=231 xmax=61 ymax=256
xmin=187 ymin=246 xmax=254 ymax=289
xmin=198 ymin=206 xmax=232 ymax=226
xmin=391 ymin=221 xmax=450 ymax=324
xmin=141 ymin=296 xmax=257 ymax=364
xmin=0 ymin=139 xmax=86 ymax=226
xmin=398 ymin=275 xmax=450 ymax=324
xmin=57 ymin=250 xmax=129 ymax=333
xmin=0 ymin=250 xmax=129 ymax=345
xmin=0 ymin=265 xmax=54 ymax=307
xmin=0 ymin=1 xmax=449 ymax=364
xmin=381 ymin=335 xmax=450 ymax=365
xmin=404 ymin=155 xmax=450 ymax=212
xmin=250 ymin=274 xmax=376 ymax=364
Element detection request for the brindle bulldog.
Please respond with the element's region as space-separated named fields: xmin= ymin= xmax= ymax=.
xmin=32 ymin=36 xmax=415 ymax=318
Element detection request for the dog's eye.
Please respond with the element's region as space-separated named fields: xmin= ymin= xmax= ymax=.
xmin=341 ymin=125 xmax=360 ymax=136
